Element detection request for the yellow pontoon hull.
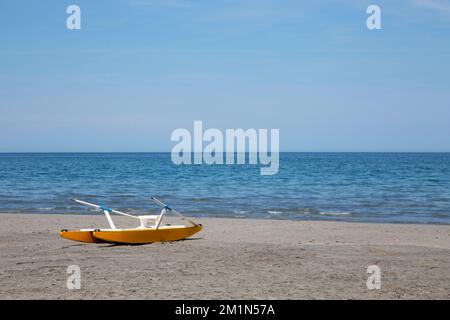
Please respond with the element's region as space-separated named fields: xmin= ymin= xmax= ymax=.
xmin=60 ymin=225 xmax=202 ymax=244
xmin=60 ymin=230 xmax=107 ymax=243
xmin=93 ymin=225 xmax=203 ymax=244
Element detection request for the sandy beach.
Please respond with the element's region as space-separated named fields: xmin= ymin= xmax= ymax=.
xmin=0 ymin=213 xmax=449 ymax=299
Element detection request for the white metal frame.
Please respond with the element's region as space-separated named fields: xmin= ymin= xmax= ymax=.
xmin=72 ymin=197 xmax=198 ymax=230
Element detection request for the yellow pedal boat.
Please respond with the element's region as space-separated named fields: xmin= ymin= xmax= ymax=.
xmin=60 ymin=197 xmax=203 ymax=244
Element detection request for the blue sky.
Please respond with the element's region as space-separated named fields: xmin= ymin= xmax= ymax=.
xmin=1 ymin=0 xmax=449 ymax=152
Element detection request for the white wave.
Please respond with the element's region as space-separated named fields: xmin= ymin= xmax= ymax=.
xmin=233 ymin=210 xmax=249 ymax=214
xmin=319 ymin=211 xmax=351 ymax=216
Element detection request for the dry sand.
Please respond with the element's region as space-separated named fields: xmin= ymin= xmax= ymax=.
xmin=0 ymin=213 xmax=449 ymax=299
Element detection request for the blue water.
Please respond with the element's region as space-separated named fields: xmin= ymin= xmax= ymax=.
xmin=0 ymin=153 xmax=449 ymax=224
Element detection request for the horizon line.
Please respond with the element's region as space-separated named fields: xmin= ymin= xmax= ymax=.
xmin=0 ymin=151 xmax=449 ymax=154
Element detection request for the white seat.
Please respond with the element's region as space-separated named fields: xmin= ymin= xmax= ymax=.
xmin=137 ymin=215 xmax=159 ymax=228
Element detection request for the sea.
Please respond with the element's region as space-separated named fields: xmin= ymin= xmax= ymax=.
xmin=0 ymin=153 xmax=449 ymax=224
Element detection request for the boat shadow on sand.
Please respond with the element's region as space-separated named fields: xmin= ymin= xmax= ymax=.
xmin=61 ymin=237 xmax=203 ymax=248
xmin=98 ymin=237 xmax=204 ymax=247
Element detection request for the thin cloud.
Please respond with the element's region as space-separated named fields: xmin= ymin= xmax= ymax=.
xmin=130 ymin=0 xmax=192 ymax=8
xmin=413 ymin=0 xmax=450 ymax=15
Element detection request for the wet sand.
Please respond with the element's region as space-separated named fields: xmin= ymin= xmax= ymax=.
xmin=0 ymin=214 xmax=449 ymax=299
